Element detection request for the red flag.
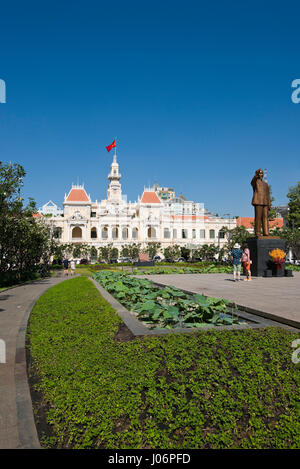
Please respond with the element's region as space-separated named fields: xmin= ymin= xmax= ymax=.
xmin=106 ymin=139 xmax=116 ymax=152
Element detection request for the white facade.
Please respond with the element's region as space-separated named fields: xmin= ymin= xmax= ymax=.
xmin=39 ymin=200 xmax=63 ymax=217
xmin=44 ymin=153 xmax=236 ymax=252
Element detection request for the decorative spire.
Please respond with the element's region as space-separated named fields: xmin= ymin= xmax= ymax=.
xmin=107 ymin=152 xmax=122 ymax=201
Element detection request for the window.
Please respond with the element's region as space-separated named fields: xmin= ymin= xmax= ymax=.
xmin=122 ymin=227 xmax=128 ymax=240
xmin=53 ymin=227 xmax=62 ymax=239
xmin=182 ymin=229 xmax=188 ymax=239
xmin=148 ymin=227 xmax=156 ymax=239
xmin=200 ymin=229 xmax=205 ymax=239
xmin=132 ymin=227 xmax=138 ymax=239
xmin=91 ymin=211 xmax=96 ymax=217
xmin=219 ymin=230 xmax=225 ymax=239
xmin=102 ymin=227 xmax=108 ymax=239
xmin=112 ymin=227 xmax=119 ymax=239
xmin=164 ymin=228 xmax=170 ymax=239
xmin=173 ymin=229 xmax=177 ymax=239
xmin=72 ymin=227 xmax=82 ymax=239
xmin=91 ymin=227 xmax=97 ymax=239
xmin=209 ymin=229 xmax=215 ymax=239
xmin=192 ymin=229 xmax=196 ymax=239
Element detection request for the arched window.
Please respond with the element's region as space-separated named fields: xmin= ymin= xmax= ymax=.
xmin=200 ymin=229 xmax=206 ymax=239
xmin=102 ymin=227 xmax=108 ymax=239
xmin=91 ymin=227 xmax=97 ymax=239
xmin=147 ymin=227 xmax=156 ymax=239
xmin=218 ymin=230 xmax=225 ymax=239
xmin=112 ymin=227 xmax=119 ymax=239
xmin=192 ymin=229 xmax=196 ymax=239
xmin=209 ymin=229 xmax=215 ymax=239
xmin=72 ymin=227 xmax=82 ymax=239
xmin=122 ymin=227 xmax=128 ymax=240
xmin=173 ymin=229 xmax=177 ymax=239
xmin=164 ymin=228 xmax=170 ymax=239
xmin=132 ymin=227 xmax=138 ymax=239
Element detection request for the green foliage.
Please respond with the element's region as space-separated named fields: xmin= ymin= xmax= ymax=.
xmin=0 ymin=162 xmax=54 ymax=286
xmin=221 ymin=226 xmax=254 ymax=253
xmin=27 ymin=277 xmax=300 ymax=449
xmin=131 ymin=264 xmax=232 ymax=275
xmin=93 ymin=271 xmax=243 ymax=329
xmin=120 ymin=243 xmax=141 ymax=260
xmin=99 ymin=243 xmax=119 ymax=263
xmin=192 ymin=244 xmax=220 ymax=261
xmin=286 ymin=182 xmax=300 ymax=230
xmin=163 ymin=244 xmax=181 ymax=262
xmin=268 ymin=185 xmax=277 ymax=221
xmin=145 ymin=242 xmax=161 ymax=259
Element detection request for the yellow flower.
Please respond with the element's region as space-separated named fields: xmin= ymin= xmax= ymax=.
xmin=269 ymin=249 xmax=286 ymax=261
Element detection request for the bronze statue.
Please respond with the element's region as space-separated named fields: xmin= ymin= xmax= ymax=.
xmin=251 ymin=168 xmax=271 ymax=237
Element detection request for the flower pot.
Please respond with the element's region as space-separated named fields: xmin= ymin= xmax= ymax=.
xmin=272 ymin=262 xmax=285 ymax=277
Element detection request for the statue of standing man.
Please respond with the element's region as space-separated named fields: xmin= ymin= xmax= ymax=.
xmin=251 ymin=168 xmax=271 ymax=237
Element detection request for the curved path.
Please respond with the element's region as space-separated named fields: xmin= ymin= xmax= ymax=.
xmin=0 ymin=275 xmax=68 ymax=449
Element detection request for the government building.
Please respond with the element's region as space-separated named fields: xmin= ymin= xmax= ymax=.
xmin=39 ymin=152 xmax=282 ymax=255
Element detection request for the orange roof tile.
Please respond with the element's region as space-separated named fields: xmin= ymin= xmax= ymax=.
xmin=237 ymin=217 xmax=283 ymax=229
xmin=33 ymin=212 xmax=42 ymax=218
xmin=66 ymin=188 xmax=89 ymax=202
xmin=140 ymin=191 xmax=161 ymax=204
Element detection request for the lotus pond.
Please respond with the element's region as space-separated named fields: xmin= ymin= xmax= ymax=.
xmin=93 ymin=271 xmax=247 ymax=329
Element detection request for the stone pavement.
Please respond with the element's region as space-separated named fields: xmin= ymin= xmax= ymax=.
xmin=141 ymin=272 xmax=300 ymax=329
xmin=0 ymin=275 xmax=68 ymax=449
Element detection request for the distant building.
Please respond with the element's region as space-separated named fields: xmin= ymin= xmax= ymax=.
xmin=41 ymin=152 xmax=234 ymax=253
xmin=39 ymin=200 xmax=63 ymax=217
xmin=236 ymin=217 xmax=284 ymax=232
xmin=274 ymin=205 xmax=289 ymax=226
xmin=153 ymin=183 xmax=175 ymax=201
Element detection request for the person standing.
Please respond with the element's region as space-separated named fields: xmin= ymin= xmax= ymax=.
xmin=231 ymin=243 xmax=243 ymax=282
xmin=70 ymin=259 xmax=76 ymax=276
xmin=241 ymin=242 xmax=252 ymax=281
xmin=63 ymin=258 xmax=69 ymax=276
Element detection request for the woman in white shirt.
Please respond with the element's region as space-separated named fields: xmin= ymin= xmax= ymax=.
xmin=70 ymin=259 xmax=76 ymax=276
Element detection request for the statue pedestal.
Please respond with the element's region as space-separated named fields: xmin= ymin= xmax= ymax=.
xmin=246 ymin=237 xmax=286 ymax=277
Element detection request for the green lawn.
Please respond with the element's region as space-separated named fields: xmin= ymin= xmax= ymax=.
xmin=27 ymin=277 xmax=300 ymax=449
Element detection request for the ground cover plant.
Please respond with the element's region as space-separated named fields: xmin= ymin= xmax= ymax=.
xmin=27 ymin=277 xmax=300 ymax=449
xmin=93 ymin=271 xmax=246 ymax=329
xmin=130 ymin=265 xmax=232 ymax=275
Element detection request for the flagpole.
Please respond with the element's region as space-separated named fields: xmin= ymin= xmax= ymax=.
xmin=115 ymin=136 xmax=117 ymax=157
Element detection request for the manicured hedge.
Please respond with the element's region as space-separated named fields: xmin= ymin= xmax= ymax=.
xmin=27 ymin=277 xmax=300 ymax=449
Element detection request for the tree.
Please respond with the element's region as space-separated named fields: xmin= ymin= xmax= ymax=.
xmin=180 ymin=246 xmax=191 ymax=261
xmin=145 ymin=242 xmax=161 ymax=260
xmin=268 ymin=185 xmax=277 ymax=221
xmin=286 ymin=182 xmax=300 ymax=230
xmin=0 ymin=162 xmax=53 ymax=283
xmin=99 ymin=244 xmax=118 ymax=263
xmin=221 ymin=226 xmax=253 ymax=252
xmin=163 ymin=244 xmax=181 ymax=262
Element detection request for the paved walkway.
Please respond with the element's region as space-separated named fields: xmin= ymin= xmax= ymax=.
xmin=0 ymin=275 xmax=67 ymax=449
xmin=141 ymin=272 xmax=300 ymax=329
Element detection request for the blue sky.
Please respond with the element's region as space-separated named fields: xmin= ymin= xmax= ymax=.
xmin=0 ymin=0 xmax=299 ymax=216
